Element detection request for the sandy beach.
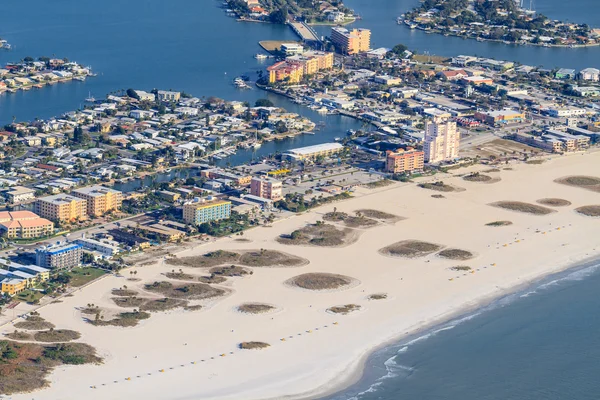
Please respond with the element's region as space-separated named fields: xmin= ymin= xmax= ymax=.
xmin=4 ymin=151 xmax=600 ymax=400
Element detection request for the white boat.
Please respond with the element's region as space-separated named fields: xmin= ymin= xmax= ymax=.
xmin=254 ymin=53 xmax=268 ymax=60
xmin=73 ymin=76 xmax=86 ymax=81
xmin=85 ymin=91 xmax=95 ymax=102
xmin=252 ymin=142 xmax=261 ymax=149
xmin=316 ymin=107 xmax=329 ymax=113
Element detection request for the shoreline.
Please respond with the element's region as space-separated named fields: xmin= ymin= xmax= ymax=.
xmin=301 ymin=253 xmax=600 ymax=400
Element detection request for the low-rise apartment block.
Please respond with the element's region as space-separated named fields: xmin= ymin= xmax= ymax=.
xmin=75 ymin=237 xmax=121 ymax=257
xmin=0 ymin=211 xmax=54 ymax=239
xmin=287 ymin=51 xmax=334 ymax=75
xmin=35 ymin=194 xmax=87 ymax=222
xmin=72 ymin=185 xmax=123 ymax=217
xmin=385 ymin=148 xmax=425 ymax=173
xmin=267 ymin=61 xmax=304 ymax=84
xmin=283 ymin=142 xmax=344 ymax=161
xmin=0 ymin=259 xmax=50 ymax=296
xmin=4 ymin=186 xmax=35 ymax=204
xmin=250 ymin=177 xmax=283 ymax=201
xmin=183 ymin=198 xmax=232 ymax=225
xmin=35 ymin=242 xmax=83 ymax=270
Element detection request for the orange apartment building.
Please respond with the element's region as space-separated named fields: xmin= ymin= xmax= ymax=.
xmin=250 ymin=177 xmax=283 ymax=201
xmin=330 ymin=27 xmax=371 ymax=55
xmin=34 ymin=194 xmax=87 ymax=222
xmin=267 ymin=61 xmax=304 ymax=84
xmin=71 ymin=185 xmax=123 ymax=217
xmin=385 ymin=148 xmax=425 ymax=173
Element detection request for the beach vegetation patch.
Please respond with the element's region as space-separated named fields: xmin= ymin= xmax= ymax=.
xmin=286 ymin=273 xmax=355 ymax=291
xmin=145 ymin=281 xmax=226 ymax=300
xmin=323 ymin=211 xmax=379 ymax=228
xmin=238 ymin=250 xmax=307 ymax=267
xmin=111 ymin=296 xmax=146 ymax=308
xmin=237 ymin=303 xmax=275 ymax=314
xmin=5 ymin=331 xmax=33 ymax=341
xmin=368 ymin=293 xmax=388 ymax=300
xmin=355 ymin=209 xmax=403 ymax=222
xmin=485 ymin=220 xmax=513 ymax=227
xmin=418 ymin=181 xmax=462 ymax=192
xmin=526 ymin=159 xmax=545 ymax=165
xmin=437 ymin=248 xmax=474 ymax=260
xmin=490 ymin=201 xmax=555 ymax=215
xmin=327 ymin=304 xmax=361 ymax=314
xmin=14 ymin=314 xmax=54 ymax=331
xmin=33 ymin=329 xmax=81 ymax=343
xmin=536 ymin=198 xmax=572 ymax=207
xmin=166 ymin=250 xmax=240 ymax=268
xmin=111 ymin=288 xmax=138 ymax=297
xmin=365 ymin=179 xmax=394 ymax=189
xmin=239 ymin=341 xmax=270 ymax=350
xmin=555 ymin=176 xmax=600 ymax=193
xmin=575 ymin=205 xmax=600 ymax=217
xmin=278 ymin=223 xmax=356 ymax=247
xmin=209 ymin=265 xmax=251 ymax=277
xmin=462 ymin=172 xmax=494 ymax=182
xmin=88 ymin=310 xmax=151 ymax=328
xmin=0 ymin=341 xmax=101 ymax=395
xmin=380 ymin=240 xmax=444 ymax=258
xmin=166 ymin=271 xmax=196 ymax=281
xmin=140 ymin=298 xmax=188 ymax=312
xmin=450 ymin=265 xmax=472 ymax=271
xmin=431 ymin=194 xmax=445 ymax=199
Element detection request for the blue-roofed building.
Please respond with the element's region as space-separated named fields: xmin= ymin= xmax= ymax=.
xmin=35 ymin=242 xmax=83 ymax=270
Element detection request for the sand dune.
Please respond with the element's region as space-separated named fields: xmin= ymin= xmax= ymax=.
xmin=5 ymin=152 xmax=600 ymax=400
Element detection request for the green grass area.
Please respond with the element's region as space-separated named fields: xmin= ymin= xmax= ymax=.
xmin=16 ymin=289 xmax=45 ymax=304
xmin=66 ymin=267 xmax=107 ymax=287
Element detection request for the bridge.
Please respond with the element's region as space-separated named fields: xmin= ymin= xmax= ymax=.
xmin=288 ymin=21 xmax=321 ymax=45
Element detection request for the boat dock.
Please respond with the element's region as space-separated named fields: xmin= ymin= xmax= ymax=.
xmin=288 ymin=22 xmax=321 ymax=45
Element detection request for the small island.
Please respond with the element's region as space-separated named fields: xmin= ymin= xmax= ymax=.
xmin=400 ymin=0 xmax=599 ymax=48
xmin=225 ymin=0 xmax=357 ymax=25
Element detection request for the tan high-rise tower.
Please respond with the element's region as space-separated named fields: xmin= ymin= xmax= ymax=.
xmin=423 ymin=117 xmax=460 ymax=163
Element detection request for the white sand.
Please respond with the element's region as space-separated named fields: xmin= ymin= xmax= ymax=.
xmin=5 ymin=152 xmax=600 ymax=400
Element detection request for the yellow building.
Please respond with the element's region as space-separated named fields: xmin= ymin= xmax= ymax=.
xmin=287 ymin=51 xmax=334 ymax=76
xmin=183 ymin=198 xmax=232 ymax=225
xmin=1 ymin=279 xmax=26 ymax=296
xmin=157 ymin=190 xmax=181 ymax=203
xmin=35 ymin=195 xmax=87 ymax=222
xmin=72 ymin=185 xmax=123 ymax=217
xmin=267 ymin=61 xmax=304 ymax=84
xmin=331 ymin=27 xmax=371 ymax=55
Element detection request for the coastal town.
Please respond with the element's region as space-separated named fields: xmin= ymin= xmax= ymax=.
xmin=400 ymin=0 xmax=600 ymax=47
xmin=0 ymin=1 xmax=599 ymax=399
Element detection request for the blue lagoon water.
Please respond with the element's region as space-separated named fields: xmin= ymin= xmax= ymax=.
xmin=323 ymin=260 xmax=600 ymax=400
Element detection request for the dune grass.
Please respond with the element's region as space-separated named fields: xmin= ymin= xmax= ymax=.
xmin=380 ymin=240 xmax=443 ymax=258
xmin=490 ymin=201 xmax=555 ymax=215
xmin=287 ymin=273 xmax=354 ymax=291
xmin=575 ymin=205 xmax=600 ymax=217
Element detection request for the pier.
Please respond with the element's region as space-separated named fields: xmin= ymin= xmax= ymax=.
xmin=288 ymin=22 xmax=321 ymax=46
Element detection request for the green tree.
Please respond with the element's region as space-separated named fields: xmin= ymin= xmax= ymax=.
xmin=254 ymin=98 xmax=274 ymax=107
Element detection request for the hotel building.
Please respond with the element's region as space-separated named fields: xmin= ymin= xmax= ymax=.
xmin=287 ymin=51 xmax=334 ymax=75
xmin=72 ymin=185 xmax=123 ymax=217
xmin=183 ymin=198 xmax=232 ymax=225
xmin=385 ymin=148 xmax=425 ymax=173
xmin=423 ymin=117 xmax=460 ymax=163
xmin=267 ymin=61 xmax=304 ymax=84
xmin=35 ymin=242 xmax=83 ymax=270
xmin=250 ymin=177 xmax=283 ymax=201
xmin=0 ymin=211 xmax=54 ymax=239
xmin=35 ymin=194 xmax=87 ymax=222
xmin=330 ymin=27 xmax=371 ymax=55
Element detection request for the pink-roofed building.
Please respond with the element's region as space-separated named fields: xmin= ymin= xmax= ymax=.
xmin=0 ymin=211 xmax=54 ymax=239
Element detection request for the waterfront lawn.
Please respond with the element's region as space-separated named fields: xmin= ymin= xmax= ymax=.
xmin=16 ymin=289 xmax=45 ymax=304
xmin=66 ymin=267 xmax=107 ymax=287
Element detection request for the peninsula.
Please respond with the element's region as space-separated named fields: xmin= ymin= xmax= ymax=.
xmin=401 ymin=0 xmax=599 ymax=47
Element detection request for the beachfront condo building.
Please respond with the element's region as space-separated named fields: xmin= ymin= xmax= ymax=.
xmin=157 ymin=90 xmax=181 ymax=102
xmin=423 ymin=117 xmax=460 ymax=164
xmin=287 ymin=51 xmax=334 ymax=76
xmin=0 ymin=211 xmax=54 ymax=239
xmin=35 ymin=242 xmax=83 ymax=270
xmin=330 ymin=27 xmax=371 ymax=55
xmin=72 ymin=185 xmax=123 ymax=217
xmin=385 ymin=148 xmax=425 ymax=173
xmin=267 ymin=61 xmax=304 ymax=84
xmin=35 ymin=194 xmax=87 ymax=222
xmin=250 ymin=177 xmax=283 ymax=201
xmin=183 ymin=198 xmax=232 ymax=225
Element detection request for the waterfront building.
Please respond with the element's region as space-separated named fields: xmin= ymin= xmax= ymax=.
xmin=280 ymin=43 xmax=304 ymax=56
xmin=134 ymin=90 xmax=156 ymax=102
xmin=423 ymin=117 xmax=460 ymax=164
xmin=34 ymin=194 xmax=87 ymax=222
xmin=0 ymin=259 xmax=50 ymax=296
xmin=330 ymin=27 xmax=371 ymax=55
xmin=579 ymin=68 xmax=600 ymax=82
xmin=385 ymin=148 xmax=425 ymax=174
xmin=474 ymin=109 xmax=525 ymax=125
xmin=137 ymin=224 xmax=186 ymax=242
xmin=267 ymin=61 xmax=304 ymax=84
xmin=544 ymin=129 xmax=590 ymax=151
xmin=108 ymin=229 xmax=151 ymax=249
xmin=250 ymin=177 xmax=283 ymax=201
xmin=283 ymin=142 xmax=344 ymax=161
xmin=200 ymin=168 xmax=252 ymax=186
xmin=71 ymin=185 xmax=123 ymax=217
xmin=183 ymin=198 xmax=232 ymax=225
xmin=286 ymin=51 xmax=334 ymax=75
xmin=35 ymin=242 xmax=83 ymax=270
xmin=157 ymin=90 xmax=181 ymax=102
xmin=4 ymin=186 xmax=35 ymax=204
xmin=555 ymin=68 xmax=576 ymax=80
xmin=74 ymin=237 xmax=120 ymax=257
xmin=0 ymin=211 xmax=54 ymax=239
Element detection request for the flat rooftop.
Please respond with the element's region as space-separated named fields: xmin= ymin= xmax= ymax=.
xmin=72 ymin=185 xmax=121 ymax=197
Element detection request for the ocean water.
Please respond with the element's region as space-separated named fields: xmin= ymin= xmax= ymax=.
xmin=322 ymin=259 xmax=600 ymax=400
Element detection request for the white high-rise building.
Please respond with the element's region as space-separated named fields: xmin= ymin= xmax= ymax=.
xmin=423 ymin=116 xmax=460 ymax=163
